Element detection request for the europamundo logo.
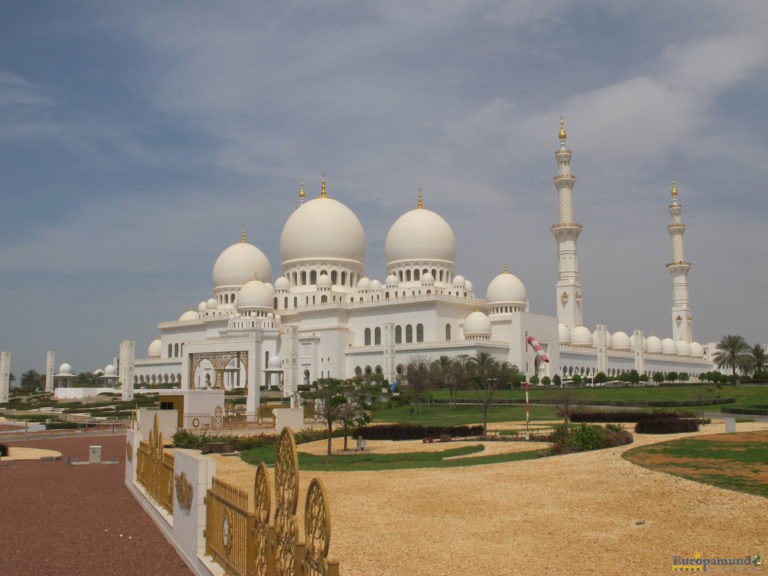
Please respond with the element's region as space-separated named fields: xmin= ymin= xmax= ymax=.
xmin=672 ymin=552 xmax=762 ymax=572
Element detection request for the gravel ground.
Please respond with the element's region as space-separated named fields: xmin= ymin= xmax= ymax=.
xmin=0 ymin=434 xmax=192 ymax=576
xmin=214 ymin=420 xmax=768 ymax=576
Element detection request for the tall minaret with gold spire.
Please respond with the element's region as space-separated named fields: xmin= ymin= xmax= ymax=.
xmin=551 ymin=118 xmax=584 ymax=330
xmin=666 ymin=180 xmax=693 ymax=342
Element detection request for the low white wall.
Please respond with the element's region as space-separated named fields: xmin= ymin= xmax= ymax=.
xmin=54 ymin=387 xmax=118 ymax=400
xmin=137 ymin=409 xmax=178 ymax=440
xmin=273 ymin=407 xmax=304 ymax=432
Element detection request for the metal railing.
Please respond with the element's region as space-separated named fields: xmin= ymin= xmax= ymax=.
xmin=136 ymin=413 xmax=174 ymax=515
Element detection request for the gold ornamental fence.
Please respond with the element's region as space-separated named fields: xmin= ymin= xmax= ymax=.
xmin=204 ymin=427 xmax=340 ymax=576
xmin=136 ymin=413 xmax=175 ymax=514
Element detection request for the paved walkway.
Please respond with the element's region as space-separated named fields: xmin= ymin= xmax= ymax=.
xmin=0 ymin=433 xmax=192 ymax=576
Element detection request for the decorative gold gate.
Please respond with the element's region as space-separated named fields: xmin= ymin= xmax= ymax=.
xmin=204 ymin=427 xmax=340 ymax=576
xmin=136 ymin=413 xmax=174 ymax=514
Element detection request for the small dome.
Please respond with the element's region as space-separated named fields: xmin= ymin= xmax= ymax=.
xmin=465 ymin=280 xmax=474 ymax=292
xmin=370 ymin=279 xmax=382 ymax=291
xmin=268 ymin=355 xmax=282 ymax=370
xmin=58 ymin=363 xmax=74 ymax=376
xmin=662 ymin=337 xmax=677 ymax=355
xmin=612 ymin=331 xmax=631 ymax=350
xmin=179 ymin=309 xmax=199 ymax=321
xmin=463 ymin=311 xmax=491 ymax=338
xmin=558 ymin=323 xmax=571 ymax=344
xmin=385 ymin=206 xmax=456 ymax=267
xmin=486 ymin=270 xmax=527 ymax=305
xmin=646 ymin=336 xmax=663 ymax=353
xmin=422 ymin=272 xmax=434 ymax=285
xmin=690 ymin=342 xmax=704 ymax=357
xmin=198 ymin=301 xmax=207 ymax=312
xmin=357 ymin=277 xmax=371 ymax=291
xmin=104 ymin=364 xmax=117 ymax=377
xmin=206 ymin=298 xmax=217 ymax=308
xmin=452 ymin=275 xmax=466 ymax=287
xmin=385 ymin=274 xmax=399 ymax=287
xmin=317 ymin=274 xmax=332 ymax=288
xmin=592 ymin=330 xmax=613 ymax=347
xmin=676 ymin=340 xmax=691 ymax=356
xmin=212 ymin=240 xmax=272 ymax=289
xmin=571 ymin=326 xmax=592 ymax=347
xmin=148 ymin=339 xmax=162 ymax=358
xmin=274 ymin=276 xmax=290 ymax=290
xmin=237 ymin=279 xmax=275 ymax=310
xmin=280 ymin=195 xmax=366 ymax=268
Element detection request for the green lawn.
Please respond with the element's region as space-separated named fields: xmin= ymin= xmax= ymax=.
xmin=241 ymin=443 xmax=543 ymax=471
xmin=371 ymin=402 xmax=558 ymax=426
xmin=428 ymin=384 xmax=768 ymax=407
xmin=623 ymin=430 xmax=768 ymax=498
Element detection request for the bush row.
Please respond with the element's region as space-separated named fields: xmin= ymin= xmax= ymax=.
xmin=354 ymin=424 xmax=484 ymax=441
xmin=570 ymin=410 xmax=688 ymax=422
xmin=634 ymin=418 xmax=699 ymax=434
xmin=171 ymin=426 xmax=336 ymax=452
xmin=721 ymin=405 xmax=768 ymax=415
xmin=548 ymin=423 xmax=633 ymax=455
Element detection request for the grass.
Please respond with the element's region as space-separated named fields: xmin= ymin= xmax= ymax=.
xmin=623 ymin=430 xmax=768 ymax=498
xmin=371 ymin=402 xmax=558 ymax=425
xmin=430 ymin=384 xmax=768 ymax=406
xmin=241 ymin=443 xmax=543 ymax=471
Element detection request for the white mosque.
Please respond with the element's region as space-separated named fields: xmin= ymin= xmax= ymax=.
xmin=127 ymin=120 xmax=713 ymax=408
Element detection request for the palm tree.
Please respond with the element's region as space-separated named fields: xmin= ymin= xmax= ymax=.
xmin=750 ymin=344 xmax=767 ymax=378
xmin=712 ymin=335 xmax=751 ymax=381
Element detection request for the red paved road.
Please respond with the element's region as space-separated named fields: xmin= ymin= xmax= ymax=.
xmin=0 ymin=433 xmax=192 ymax=576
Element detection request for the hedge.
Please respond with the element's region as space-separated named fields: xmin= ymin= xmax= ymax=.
xmin=634 ymin=418 xmax=699 ymax=434
xmin=570 ymin=410 xmax=688 ymax=423
xmin=354 ymin=424 xmax=484 ymax=441
xmin=721 ymin=406 xmax=768 ymax=415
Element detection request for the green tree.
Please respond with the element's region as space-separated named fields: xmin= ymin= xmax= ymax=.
xmin=627 ymin=369 xmax=640 ymax=384
xmin=594 ymin=372 xmax=608 ymax=384
xmin=666 ymin=371 xmax=678 ymax=383
xmin=639 ymin=373 xmax=649 ymax=383
xmin=405 ymin=356 xmax=433 ymax=414
xmin=750 ymin=344 xmax=766 ymax=378
xmin=572 ymin=374 xmax=582 ymax=385
xmin=678 ymin=372 xmax=689 ymax=383
xmin=301 ymin=378 xmax=348 ymax=456
xmin=466 ymin=352 xmax=509 ymax=435
xmin=552 ymin=374 xmax=562 ymax=387
xmin=541 ymin=375 xmax=551 ymax=386
xmin=652 ymin=371 xmax=664 ymax=385
xmin=432 ymin=355 xmax=465 ymax=409
xmin=712 ymin=335 xmax=751 ymax=381
xmin=529 ymin=374 xmax=539 ymax=386
xmin=338 ymin=379 xmax=379 ymax=451
xmin=20 ymin=370 xmax=43 ymax=394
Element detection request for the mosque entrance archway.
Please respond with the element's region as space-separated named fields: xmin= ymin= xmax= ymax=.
xmin=189 ymin=351 xmax=249 ymax=390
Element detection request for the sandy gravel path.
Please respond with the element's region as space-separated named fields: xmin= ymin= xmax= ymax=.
xmin=213 ymin=420 xmax=768 ymax=576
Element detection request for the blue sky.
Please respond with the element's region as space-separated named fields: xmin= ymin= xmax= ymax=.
xmin=1 ymin=1 xmax=766 ymax=374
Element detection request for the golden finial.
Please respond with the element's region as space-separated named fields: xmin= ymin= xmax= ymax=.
xmin=503 ymin=263 xmax=509 ymax=274
xmin=671 ymin=179 xmax=678 ymax=198
xmin=299 ymin=179 xmax=305 ymax=203
xmin=559 ymin=116 xmax=567 ymax=143
xmin=252 ymin=271 xmax=259 ymax=281
xmin=417 ymin=188 xmax=423 ymax=209
xmin=241 ymin=227 xmax=246 ymax=243
xmin=321 ymin=173 xmax=327 ymax=198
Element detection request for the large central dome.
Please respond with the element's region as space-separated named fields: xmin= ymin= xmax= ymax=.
xmin=385 ymin=204 xmax=456 ymax=267
xmin=280 ymin=194 xmax=366 ymax=268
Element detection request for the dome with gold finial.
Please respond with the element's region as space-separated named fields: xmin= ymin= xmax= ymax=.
xmin=212 ymin=230 xmax=273 ymax=290
xmin=280 ymin=175 xmax=366 ymax=271
xmin=559 ymin=116 xmax=567 ymax=144
xmin=385 ymin=192 xmax=456 ymax=271
xmin=237 ymin=273 xmax=275 ymax=312
xmin=486 ymin=264 xmax=528 ymax=310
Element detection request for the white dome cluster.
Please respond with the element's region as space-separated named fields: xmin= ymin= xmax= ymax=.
xmin=179 ymin=308 xmax=199 ymax=322
xmin=237 ymin=277 xmax=275 ymax=313
xmin=148 ymin=339 xmax=162 ymax=358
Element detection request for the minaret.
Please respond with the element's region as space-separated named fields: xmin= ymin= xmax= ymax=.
xmin=666 ymin=181 xmax=693 ymax=342
xmin=551 ymin=118 xmax=584 ymax=330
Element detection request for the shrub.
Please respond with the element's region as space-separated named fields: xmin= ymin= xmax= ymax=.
xmin=634 ymin=418 xmax=699 ymax=434
xmin=548 ymin=423 xmax=633 ymax=455
xmin=354 ymin=424 xmax=484 ymax=441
